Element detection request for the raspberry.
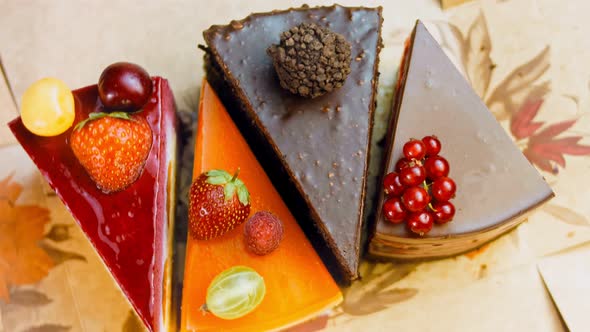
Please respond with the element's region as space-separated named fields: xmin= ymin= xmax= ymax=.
xmin=244 ymin=211 xmax=284 ymax=255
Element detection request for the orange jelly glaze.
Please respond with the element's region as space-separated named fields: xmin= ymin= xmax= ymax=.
xmin=180 ymin=81 xmax=342 ymax=331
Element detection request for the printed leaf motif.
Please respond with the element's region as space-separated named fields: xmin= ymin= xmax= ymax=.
xmin=39 ymin=242 xmax=86 ymax=265
xmin=0 ymin=175 xmax=54 ymax=302
xmin=510 ymin=85 xmax=590 ymax=173
xmin=23 ymin=324 xmax=71 ymax=332
xmin=525 ymin=136 xmax=590 ymax=172
xmin=342 ymin=261 xmax=418 ymax=316
xmin=9 ymin=289 xmax=52 ymax=306
xmin=0 ymin=173 xmax=22 ymax=204
xmin=543 ymin=204 xmax=589 ymax=227
xmin=533 ymin=120 xmax=577 ymax=141
xmin=45 ymin=224 xmax=72 ymax=242
xmin=431 ymin=21 xmax=467 ymax=73
xmin=510 ymin=97 xmax=544 ymax=140
xmin=342 ymin=288 xmax=418 ymax=316
xmin=285 ymin=314 xmax=329 ymax=332
xmin=122 ymin=310 xmax=146 ymax=332
xmin=465 ymin=12 xmax=493 ymax=98
xmin=486 ymin=46 xmax=550 ymax=120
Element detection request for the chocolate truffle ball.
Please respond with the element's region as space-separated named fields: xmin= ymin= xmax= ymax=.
xmin=267 ymin=23 xmax=352 ymax=98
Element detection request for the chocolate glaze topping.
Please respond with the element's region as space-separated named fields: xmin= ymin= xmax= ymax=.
xmin=203 ymin=5 xmax=383 ymax=282
xmin=369 ymin=21 xmax=553 ymax=260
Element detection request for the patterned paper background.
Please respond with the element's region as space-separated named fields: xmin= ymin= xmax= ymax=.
xmin=1 ymin=0 xmax=589 ymax=331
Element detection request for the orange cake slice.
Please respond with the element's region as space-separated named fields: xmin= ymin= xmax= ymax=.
xmin=180 ymin=80 xmax=342 ymax=331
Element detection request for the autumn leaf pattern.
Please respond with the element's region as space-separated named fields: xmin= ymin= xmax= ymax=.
xmin=433 ymin=14 xmax=551 ymax=121
xmin=433 ymin=11 xmax=589 ymax=230
xmin=485 ymin=47 xmax=551 ymax=121
xmin=1 ymin=6 xmax=589 ymax=332
xmin=0 ymin=173 xmax=87 ymax=332
xmin=22 ymin=324 xmax=71 ymax=332
xmin=9 ymin=289 xmax=52 ymax=306
xmin=463 ymin=12 xmax=493 ymax=98
xmin=0 ymin=174 xmax=54 ymax=302
xmin=341 ymin=261 xmax=418 ymax=315
xmin=122 ymin=310 xmax=146 ymax=332
xmin=543 ymin=204 xmax=590 ymax=227
xmin=510 ymin=92 xmax=590 ymax=174
xmin=284 ymin=315 xmax=329 ymax=332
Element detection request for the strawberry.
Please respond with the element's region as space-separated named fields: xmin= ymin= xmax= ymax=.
xmin=189 ymin=169 xmax=251 ymax=240
xmin=70 ymin=112 xmax=152 ymax=193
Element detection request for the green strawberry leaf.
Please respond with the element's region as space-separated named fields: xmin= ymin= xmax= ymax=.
xmin=206 ymin=169 xmax=231 ymax=179
xmin=207 ymin=175 xmax=228 ymax=185
xmin=224 ymin=182 xmax=236 ymax=201
xmin=237 ymin=185 xmax=250 ymax=206
xmin=74 ymin=111 xmax=132 ymax=131
xmin=108 ymin=111 xmax=133 ymax=120
xmin=206 ymin=168 xmax=249 ymax=205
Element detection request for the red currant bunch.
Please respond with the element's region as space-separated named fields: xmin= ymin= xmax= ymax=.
xmin=382 ymin=135 xmax=457 ymax=236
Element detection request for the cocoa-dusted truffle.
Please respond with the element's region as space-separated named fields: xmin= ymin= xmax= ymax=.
xmin=267 ymin=23 xmax=352 ymax=98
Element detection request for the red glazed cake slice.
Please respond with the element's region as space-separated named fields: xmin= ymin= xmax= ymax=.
xmin=9 ymin=77 xmax=177 ymax=331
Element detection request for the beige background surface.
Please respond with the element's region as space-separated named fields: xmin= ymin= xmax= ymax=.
xmin=1 ymin=0 xmax=589 ymax=331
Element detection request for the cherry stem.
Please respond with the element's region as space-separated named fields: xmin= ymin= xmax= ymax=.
xmin=428 ymin=202 xmax=436 ymax=211
xmin=231 ymin=168 xmax=241 ymax=182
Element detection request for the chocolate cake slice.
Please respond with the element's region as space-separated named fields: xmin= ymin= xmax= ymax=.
xmin=369 ymin=21 xmax=554 ymax=259
xmin=203 ymin=5 xmax=382 ymax=282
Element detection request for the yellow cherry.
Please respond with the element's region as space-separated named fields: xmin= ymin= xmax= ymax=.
xmin=21 ymin=78 xmax=75 ymax=136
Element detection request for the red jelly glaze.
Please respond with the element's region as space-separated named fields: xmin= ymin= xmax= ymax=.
xmin=9 ymin=77 xmax=175 ymax=332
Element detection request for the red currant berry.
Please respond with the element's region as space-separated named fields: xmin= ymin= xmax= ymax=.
xmin=383 ymin=197 xmax=407 ymax=224
xmin=403 ymin=139 xmax=426 ymax=160
xmin=401 ymin=186 xmax=430 ymax=212
xmin=98 ymin=62 xmax=152 ymax=111
xmin=383 ymin=172 xmax=405 ymax=196
xmin=424 ymin=156 xmax=450 ymax=180
xmin=431 ymin=201 xmax=455 ymax=224
xmin=399 ymin=164 xmax=426 ymax=187
xmin=422 ymin=135 xmax=441 ymax=156
xmin=431 ymin=177 xmax=456 ymax=202
xmin=406 ymin=211 xmax=434 ymax=236
xmin=395 ymin=158 xmax=411 ymax=172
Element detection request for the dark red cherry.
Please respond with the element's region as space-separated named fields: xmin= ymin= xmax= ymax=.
xmin=383 ymin=197 xmax=407 ymax=224
xmin=424 ymin=156 xmax=450 ymax=180
xmin=431 ymin=201 xmax=455 ymax=224
xmin=399 ymin=164 xmax=426 ymax=187
xmin=395 ymin=158 xmax=411 ymax=172
xmin=383 ymin=172 xmax=405 ymax=196
xmin=98 ymin=62 xmax=152 ymax=111
xmin=401 ymin=186 xmax=430 ymax=212
xmin=406 ymin=211 xmax=434 ymax=236
xmin=422 ymin=135 xmax=441 ymax=156
xmin=403 ymin=139 xmax=426 ymax=160
xmin=431 ymin=177 xmax=456 ymax=202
